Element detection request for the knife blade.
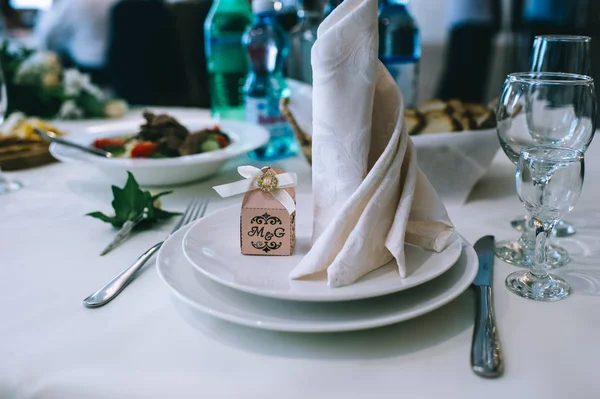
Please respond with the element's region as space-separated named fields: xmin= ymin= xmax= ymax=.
xmin=471 ymin=235 xmax=504 ymax=378
xmin=33 ymin=128 xmax=113 ymax=158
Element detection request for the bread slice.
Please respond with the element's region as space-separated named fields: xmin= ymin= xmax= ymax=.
xmin=404 ymin=109 xmax=426 ymax=135
xmin=464 ymin=103 xmax=489 ymax=116
xmin=418 ymin=99 xmax=449 ymax=114
xmin=454 ymin=113 xmax=476 ymax=131
xmin=419 ymin=111 xmax=460 ymax=134
xmin=473 ymin=110 xmax=496 ymax=129
xmin=447 ymin=99 xmax=467 ymax=116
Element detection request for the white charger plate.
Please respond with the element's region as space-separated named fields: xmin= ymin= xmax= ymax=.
xmin=50 ymin=115 xmax=269 ymax=186
xmin=182 ymin=198 xmax=463 ymax=302
xmin=158 ymin=225 xmax=478 ymax=333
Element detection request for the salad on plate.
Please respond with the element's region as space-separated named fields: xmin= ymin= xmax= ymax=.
xmin=92 ymin=112 xmax=231 ymax=159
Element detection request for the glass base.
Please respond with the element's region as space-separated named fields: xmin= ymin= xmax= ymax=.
xmin=495 ymin=239 xmax=570 ymax=268
xmin=0 ymin=179 xmax=22 ymax=194
xmin=510 ymin=215 xmax=576 ymax=237
xmin=505 ymin=271 xmax=570 ymax=302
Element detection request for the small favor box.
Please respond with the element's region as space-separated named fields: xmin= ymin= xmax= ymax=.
xmin=240 ymin=167 xmax=296 ymax=256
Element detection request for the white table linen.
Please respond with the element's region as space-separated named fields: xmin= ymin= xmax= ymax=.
xmin=2 ymin=111 xmax=600 ymax=398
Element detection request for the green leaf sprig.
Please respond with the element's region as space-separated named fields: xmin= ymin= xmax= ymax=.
xmin=87 ymin=172 xmax=180 ymax=228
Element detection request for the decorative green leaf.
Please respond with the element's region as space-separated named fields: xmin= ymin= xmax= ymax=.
xmin=151 ymin=191 xmax=173 ymax=201
xmin=87 ymin=171 xmax=180 ymax=229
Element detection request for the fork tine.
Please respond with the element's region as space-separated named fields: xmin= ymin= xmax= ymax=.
xmin=191 ymin=198 xmax=207 ymax=222
xmin=198 ymin=199 xmax=209 ymax=219
xmin=170 ymin=198 xmax=197 ymax=234
xmin=182 ymin=198 xmax=201 ymax=226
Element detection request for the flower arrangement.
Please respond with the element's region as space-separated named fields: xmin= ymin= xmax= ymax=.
xmin=0 ymin=42 xmax=127 ymax=120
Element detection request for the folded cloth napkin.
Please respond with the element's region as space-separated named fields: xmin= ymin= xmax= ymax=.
xmin=289 ymin=0 xmax=455 ymax=287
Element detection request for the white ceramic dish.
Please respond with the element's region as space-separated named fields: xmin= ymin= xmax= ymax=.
xmin=50 ymin=117 xmax=269 ymax=186
xmin=286 ymin=79 xmax=500 ymax=201
xmin=158 ymin=224 xmax=478 ymax=333
xmin=182 ymin=197 xmax=463 ymax=302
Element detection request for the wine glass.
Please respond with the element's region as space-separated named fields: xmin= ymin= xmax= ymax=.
xmin=511 ymin=35 xmax=592 ymax=237
xmin=496 ymin=72 xmax=596 ymax=268
xmin=506 ymin=146 xmax=584 ymax=301
xmin=0 ymin=58 xmax=21 ymax=195
xmin=532 ymin=35 xmax=591 ymax=76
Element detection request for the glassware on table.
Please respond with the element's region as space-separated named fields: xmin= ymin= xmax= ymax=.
xmin=288 ymin=9 xmax=320 ymax=84
xmin=204 ymin=0 xmax=253 ymax=120
xmin=495 ymin=72 xmax=597 ymax=267
xmin=506 ymin=146 xmax=584 ymax=301
xmin=531 ymin=35 xmax=591 ymax=76
xmin=510 ymin=35 xmax=592 ymax=237
xmin=0 ymin=57 xmax=20 ymax=195
xmin=378 ymin=0 xmax=420 ymax=108
xmin=243 ymin=0 xmax=297 ymax=161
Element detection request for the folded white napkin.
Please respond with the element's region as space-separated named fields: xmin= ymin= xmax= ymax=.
xmin=289 ymin=0 xmax=455 ymax=287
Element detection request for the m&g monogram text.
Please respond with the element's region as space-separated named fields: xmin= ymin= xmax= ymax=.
xmin=248 ymin=226 xmax=285 ymax=241
xmin=247 ymin=213 xmax=286 ymax=253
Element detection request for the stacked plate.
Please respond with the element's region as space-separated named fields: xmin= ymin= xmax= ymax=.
xmin=157 ymin=197 xmax=479 ymax=333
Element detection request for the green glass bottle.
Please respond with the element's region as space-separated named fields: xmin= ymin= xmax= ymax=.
xmin=204 ymin=0 xmax=252 ymax=120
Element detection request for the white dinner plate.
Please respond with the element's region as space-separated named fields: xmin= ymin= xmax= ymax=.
xmin=182 ymin=197 xmax=463 ymax=302
xmin=50 ymin=115 xmax=269 ymax=186
xmin=158 ymin=224 xmax=478 ymax=333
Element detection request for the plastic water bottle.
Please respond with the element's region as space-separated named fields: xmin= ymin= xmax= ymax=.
xmin=243 ymin=0 xmax=297 ymax=161
xmin=378 ymin=0 xmax=420 ymax=108
xmin=324 ymin=0 xmax=343 ymax=18
xmin=204 ymin=0 xmax=252 ymax=120
xmin=288 ymin=6 xmax=321 ymax=84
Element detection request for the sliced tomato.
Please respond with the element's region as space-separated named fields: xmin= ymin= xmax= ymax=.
xmin=210 ymin=125 xmax=221 ymax=132
xmin=131 ymin=141 xmax=159 ymax=158
xmin=94 ymin=138 xmax=125 ymax=150
xmin=213 ymin=134 xmax=229 ymax=148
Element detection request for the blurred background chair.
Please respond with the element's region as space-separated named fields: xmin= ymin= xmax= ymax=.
xmin=106 ymin=0 xmax=187 ymax=106
xmin=170 ymin=0 xmax=212 ymax=108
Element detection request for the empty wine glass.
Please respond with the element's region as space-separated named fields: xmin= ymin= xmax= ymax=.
xmin=511 ymin=35 xmax=592 ymax=237
xmin=532 ymin=35 xmax=591 ymax=76
xmin=506 ymin=146 xmax=584 ymax=301
xmin=0 ymin=56 xmax=21 ymax=195
xmin=496 ymin=72 xmax=596 ymax=268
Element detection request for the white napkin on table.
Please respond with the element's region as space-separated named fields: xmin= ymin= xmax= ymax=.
xmin=289 ymin=0 xmax=455 ymax=287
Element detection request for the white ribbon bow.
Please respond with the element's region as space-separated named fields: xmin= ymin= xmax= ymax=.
xmin=213 ymin=166 xmax=297 ymax=214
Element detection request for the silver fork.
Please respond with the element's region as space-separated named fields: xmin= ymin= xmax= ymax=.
xmin=83 ymin=198 xmax=209 ymax=308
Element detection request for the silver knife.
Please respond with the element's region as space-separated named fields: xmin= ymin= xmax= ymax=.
xmin=33 ymin=128 xmax=113 ymax=158
xmin=471 ymin=235 xmax=504 ymax=378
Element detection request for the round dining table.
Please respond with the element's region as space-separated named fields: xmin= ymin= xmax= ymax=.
xmin=1 ymin=110 xmax=599 ymax=399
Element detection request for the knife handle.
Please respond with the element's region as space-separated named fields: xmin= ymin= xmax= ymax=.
xmin=471 ymin=285 xmax=504 ymax=378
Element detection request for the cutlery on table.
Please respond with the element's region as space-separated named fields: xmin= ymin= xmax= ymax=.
xmin=83 ymin=198 xmax=209 ymax=308
xmin=471 ymin=235 xmax=504 ymax=378
xmin=33 ymin=128 xmax=113 ymax=158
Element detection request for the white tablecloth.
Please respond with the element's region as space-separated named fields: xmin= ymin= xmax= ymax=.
xmin=2 ymin=121 xmax=600 ymax=398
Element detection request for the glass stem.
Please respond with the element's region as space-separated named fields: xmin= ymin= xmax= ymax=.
xmin=532 ymin=218 xmax=556 ymax=278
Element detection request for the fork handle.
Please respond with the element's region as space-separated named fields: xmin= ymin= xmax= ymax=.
xmin=83 ymin=242 xmax=163 ymax=308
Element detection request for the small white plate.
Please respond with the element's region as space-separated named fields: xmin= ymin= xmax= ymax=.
xmin=158 ymin=225 xmax=478 ymax=333
xmin=182 ymin=198 xmax=463 ymax=302
xmin=50 ymin=116 xmax=269 ymax=186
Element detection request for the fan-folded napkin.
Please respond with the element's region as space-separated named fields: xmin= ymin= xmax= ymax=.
xmin=289 ymin=0 xmax=455 ymax=287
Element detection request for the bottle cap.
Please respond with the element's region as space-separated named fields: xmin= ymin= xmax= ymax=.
xmin=253 ymin=0 xmax=277 ymax=13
